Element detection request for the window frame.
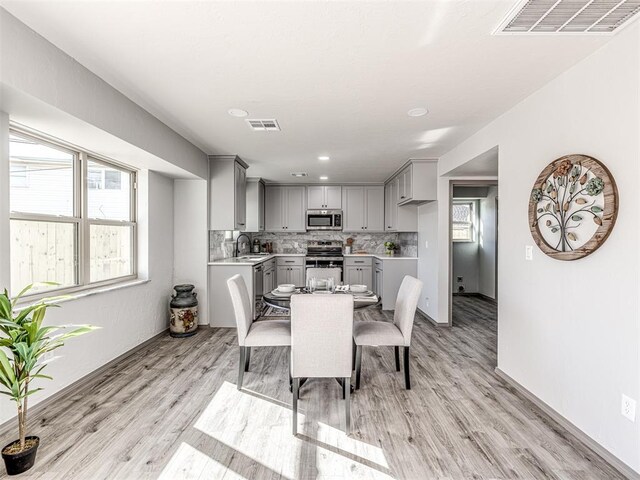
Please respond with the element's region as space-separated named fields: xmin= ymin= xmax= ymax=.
xmin=452 ymin=201 xmax=476 ymax=243
xmin=9 ymin=126 xmax=138 ymax=299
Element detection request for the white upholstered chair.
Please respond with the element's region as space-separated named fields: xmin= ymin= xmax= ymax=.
xmin=291 ymin=294 xmax=354 ymax=435
xmin=227 ymin=274 xmax=291 ymax=390
xmin=353 ymin=275 xmax=423 ymax=390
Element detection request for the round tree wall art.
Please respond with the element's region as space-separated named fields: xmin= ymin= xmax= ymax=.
xmin=529 ymin=154 xmax=618 ymax=261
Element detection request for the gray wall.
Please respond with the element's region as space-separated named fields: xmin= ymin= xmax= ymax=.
xmin=478 ymin=186 xmax=497 ymax=299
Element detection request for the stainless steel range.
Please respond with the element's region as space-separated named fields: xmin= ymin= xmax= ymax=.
xmin=305 ymin=240 xmax=344 ymax=284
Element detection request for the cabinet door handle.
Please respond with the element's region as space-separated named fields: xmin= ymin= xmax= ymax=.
xmin=400 ymin=196 xmax=405 ymax=199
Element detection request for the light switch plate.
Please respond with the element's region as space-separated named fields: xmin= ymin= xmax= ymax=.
xmin=622 ymin=394 xmax=636 ymax=422
xmin=525 ymin=245 xmax=533 ymax=261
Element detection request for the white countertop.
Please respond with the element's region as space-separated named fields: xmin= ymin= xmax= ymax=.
xmin=208 ymin=253 xmax=305 ymax=266
xmin=209 ymin=252 xmax=416 ymax=266
xmin=344 ymin=254 xmax=418 ymax=260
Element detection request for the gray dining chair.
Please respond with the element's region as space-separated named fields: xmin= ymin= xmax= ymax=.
xmin=353 ymin=275 xmax=423 ymax=390
xmin=291 ymin=294 xmax=354 ymax=435
xmin=227 ymin=274 xmax=291 ymax=390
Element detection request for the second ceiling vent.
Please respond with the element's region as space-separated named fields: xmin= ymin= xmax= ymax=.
xmin=245 ymin=119 xmax=281 ymax=131
xmin=495 ymin=0 xmax=640 ymax=34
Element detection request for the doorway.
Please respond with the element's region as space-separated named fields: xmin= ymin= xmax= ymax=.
xmin=449 ymin=181 xmax=498 ymax=343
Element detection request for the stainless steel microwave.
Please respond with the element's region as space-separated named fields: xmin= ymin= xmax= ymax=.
xmin=306 ymin=210 xmax=342 ymax=231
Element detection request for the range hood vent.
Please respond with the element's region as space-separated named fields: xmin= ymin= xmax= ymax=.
xmin=246 ymin=119 xmax=281 ymax=131
xmin=495 ymin=0 xmax=640 ymax=34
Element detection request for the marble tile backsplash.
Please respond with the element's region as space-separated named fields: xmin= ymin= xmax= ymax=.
xmin=209 ymin=230 xmax=417 ymax=261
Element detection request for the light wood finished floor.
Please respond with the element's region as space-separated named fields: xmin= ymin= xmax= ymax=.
xmin=0 ymin=297 xmax=623 ymax=479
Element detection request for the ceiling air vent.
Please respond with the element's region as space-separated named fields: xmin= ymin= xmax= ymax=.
xmin=290 ymin=172 xmax=308 ymax=177
xmin=495 ymin=0 xmax=640 ymax=34
xmin=245 ymin=119 xmax=281 ymax=131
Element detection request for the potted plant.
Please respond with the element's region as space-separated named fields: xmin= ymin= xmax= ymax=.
xmin=384 ymin=241 xmax=397 ymax=256
xmin=0 ymin=284 xmax=96 ymax=475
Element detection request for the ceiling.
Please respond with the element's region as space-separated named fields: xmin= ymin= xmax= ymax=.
xmin=1 ymin=1 xmax=616 ymax=183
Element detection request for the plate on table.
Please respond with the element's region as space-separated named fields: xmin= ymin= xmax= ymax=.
xmin=348 ymin=289 xmax=374 ymax=296
xmin=271 ymin=288 xmax=297 ymax=297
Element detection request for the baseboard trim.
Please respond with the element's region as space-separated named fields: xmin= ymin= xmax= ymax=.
xmin=0 ymin=328 xmax=169 ymax=435
xmin=417 ymin=308 xmax=449 ymax=327
xmin=495 ymin=367 xmax=639 ymax=480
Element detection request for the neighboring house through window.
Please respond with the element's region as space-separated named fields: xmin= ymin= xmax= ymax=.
xmin=8 ymin=128 xmax=137 ymax=296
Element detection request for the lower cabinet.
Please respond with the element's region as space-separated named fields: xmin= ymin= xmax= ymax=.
xmin=344 ymin=256 xmax=373 ymax=290
xmin=276 ymin=256 xmax=305 ymax=286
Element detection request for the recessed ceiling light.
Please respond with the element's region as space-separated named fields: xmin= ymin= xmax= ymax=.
xmin=228 ymin=108 xmax=248 ymax=117
xmin=408 ymin=107 xmax=428 ymax=117
xmin=320 ymin=176 xmax=328 ymax=180
xmin=318 ymin=156 xmax=330 ymax=161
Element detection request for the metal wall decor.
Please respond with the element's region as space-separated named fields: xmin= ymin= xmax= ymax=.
xmin=529 ymin=154 xmax=618 ymax=261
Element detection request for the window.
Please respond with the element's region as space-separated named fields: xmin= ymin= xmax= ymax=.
xmin=452 ymin=202 xmax=475 ymax=242
xmin=9 ymin=128 xmax=137 ymax=296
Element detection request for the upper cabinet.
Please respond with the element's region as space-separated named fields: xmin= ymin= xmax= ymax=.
xmin=265 ymin=185 xmax=306 ymax=232
xmin=244 ymin=178 xmax=265 ymax=232
xmin=342 ymin=186 xmax=384 ymax=232
xmin=394 ymin=160 xmax=437 ymax=205
xmin=209 ymin=155 xmax=248 ymax=230
xmin=307 ymin=185 xmax=342 ymax=209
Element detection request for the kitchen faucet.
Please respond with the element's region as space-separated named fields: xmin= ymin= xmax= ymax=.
xmin=235 ymin=233 xmax=251 ymax=257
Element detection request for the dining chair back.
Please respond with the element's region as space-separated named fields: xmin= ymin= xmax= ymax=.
xmin=393 ymin=275 xmax=424 ymax=346
xmin=290 ymin=294 xmax=354 ymax=434
xmin=227 ymin=274 xmax=291 ymax=391
xmin=227 ymin=274 xmax=253 ymax=346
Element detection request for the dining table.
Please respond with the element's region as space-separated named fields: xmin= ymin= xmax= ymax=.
xmin=261 ymin=286 xmax=380 ymax=394
xmin=262 ymin=286 xmax=380 ymax=311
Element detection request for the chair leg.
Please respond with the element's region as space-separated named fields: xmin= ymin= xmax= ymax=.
xmin=355 ymin=345 xmax=362 ymax=390
xmin=345 ymin=376 xmax=351 ymax=435
xmin=244 ymin=347 xmax=251 ymax=372
xmin=292 ymin=378 xmax=299 ymax=435
xmin=403 ymin=346 xmax=411 ymax=390
xmin=352 ymin=339 xmax=356 ymax=370
xmin=394 ymin=346 xmax=400 ymax=372
xmin=237 ymin=347 xmax=246 ymax=390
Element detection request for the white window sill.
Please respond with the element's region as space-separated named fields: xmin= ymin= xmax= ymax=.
xmin=15 ymin=279 xmax=150 ymax=311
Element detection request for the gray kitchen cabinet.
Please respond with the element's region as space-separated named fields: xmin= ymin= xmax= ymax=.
xmin=385 ymin=177 xmax=417 ymax=232
xmin=276 ymin=266 xmax=304 ymax=286
xmin=265 ymin=186 xmax=306 ymax=232
xmin=244 ymin=178 xmax=265 ymax=232
xmin=394 ymin=160 xmax=437 ymax=205
xmin=263 ymin=258 xmax=276 ymax=293
xmin=342 ymin=185 xmax=384 ymax=232
xmin=374 ymin=265 xmax=383 ymax=297
xmin=384 ymin=181 xmax=396 ymax=231
xmin=344 ymin=256 xmax=373 ymax=289
xmin=307 ymin=185 xmax=342 ymax=209
xmin=344 ymin=266 xmax=373 ymax=290
xmin=209 ymin=155 xmax=248 ymax=230
xmin=276 ymin=256 xmax=305 ymax=286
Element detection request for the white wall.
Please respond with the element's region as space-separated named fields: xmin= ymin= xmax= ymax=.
xmin=0 ymin=170 xmax=175 ymax=424
xmin=173 ymin=179 xmax=209 ymax=325
xmin=0 ymin=8 xmax=207 ymax=179
xmin=430 ymin=23 xmax=640 ymax=473
xmin=452 ymin=241 xmax=479 ymax=293
xmin=0 ymin=11 xmax=208 ymax=426
xmin=417 ymin=201 xmax=438 ymax=319
xmin=478 ymin=186 xmax=497 ymax=299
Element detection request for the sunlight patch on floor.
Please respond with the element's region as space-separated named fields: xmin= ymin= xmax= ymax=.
xmin=158 ymin=442 xmax=246 ymax=480
xmin=194 ymin=381 xmax=394 ymax=479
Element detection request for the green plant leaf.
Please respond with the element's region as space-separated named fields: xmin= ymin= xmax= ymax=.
xmin=571 ymin=215 xmax=583 ymax=222
xmin=591 ymin=206 xmax=603 ymax=213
